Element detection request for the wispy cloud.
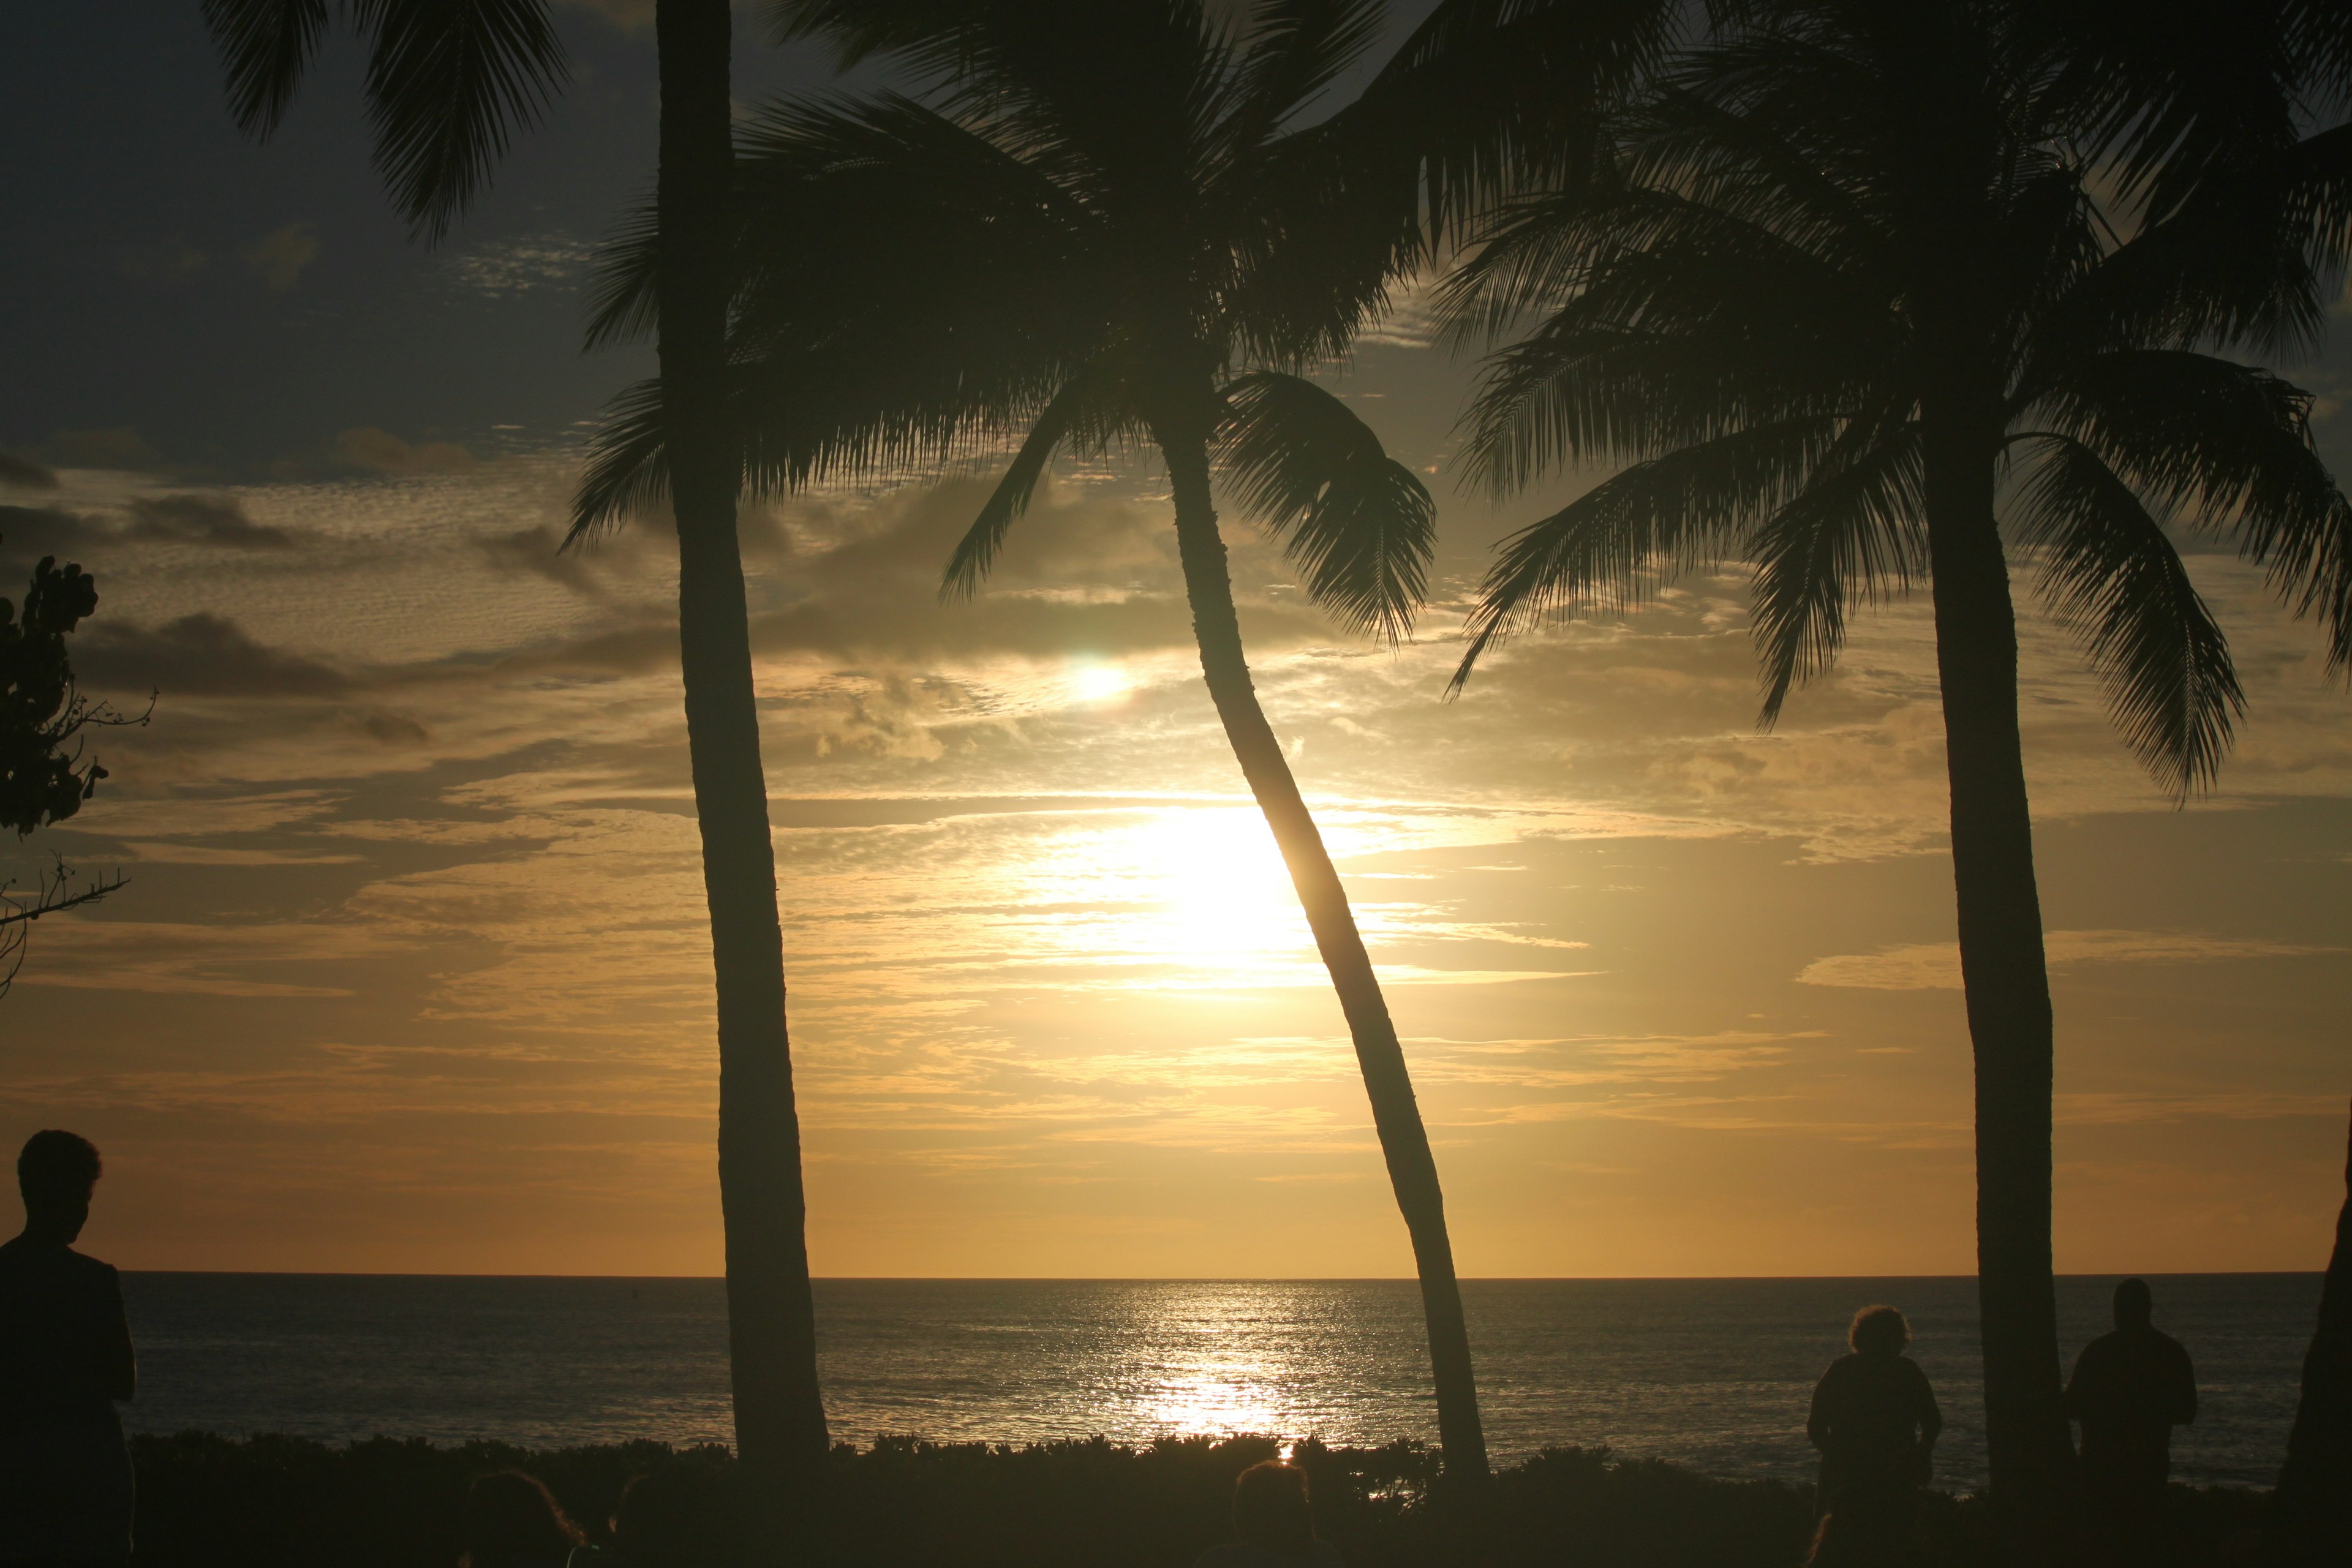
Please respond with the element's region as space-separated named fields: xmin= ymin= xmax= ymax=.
xmin=1796 ymin=929 xmax=2335 ymax=990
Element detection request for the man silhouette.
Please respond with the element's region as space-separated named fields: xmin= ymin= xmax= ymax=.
xmin=0 ymin=1131 xmax=136 ymax=1568
xmin=2065 ymin=1278 xmax=2196 ymax=1560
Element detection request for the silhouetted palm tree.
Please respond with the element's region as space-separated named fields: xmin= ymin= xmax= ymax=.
xmin=575 ymin=0 xmax=1488 ymax=1480
xmin=202 ymin=0 xmax=829 ymax=1496
xmin=1439 ymin=0 xmax=2352 ymax=1538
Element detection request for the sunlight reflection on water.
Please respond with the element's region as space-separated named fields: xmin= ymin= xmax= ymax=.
xmin=124 ymin=1275 xmax=2318 ymax=1490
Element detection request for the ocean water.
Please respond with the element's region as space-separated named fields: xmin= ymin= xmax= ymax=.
xmin=118 ymin=1274 xmax=2319 ymax=1491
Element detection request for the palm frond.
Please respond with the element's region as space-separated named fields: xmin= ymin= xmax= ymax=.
xmin=941 ymin=372 xmax=1100 ymax=600
xmin=1355 ymin=0 xmax=1686 ymax=240
xmin=353 ymin=0 xmax=570 ymax=241
xmin=203 ymin=0 xmax=330 ymax=137
xmin=584 ymin=196 xmax=661 ymax=350
xmin=2011 ymin=434 xmax=2244 ymax=796
xmin=2035 ymin=349 xmax=2352 ymax=668
xmin=1450 ymin=416 xmax=1833 ymax=689
xmin=1217 ymin=371 xmax=1434 ymax=643
xmin=568 ymin=377 xmax=673 ymax=545
xmin=1224 ymin=0 xmax=1387 ymax=148
xmin=1749 ymin=417 xmax=1924 ymax=724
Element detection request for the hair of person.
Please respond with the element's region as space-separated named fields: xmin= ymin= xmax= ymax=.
xmin=1232 ymin=1459 xmax=1316 ymax=1555
xmin=2114 ymin=1277 xmax=2153 ymax=1323
xmin=461 ymin=1469 xmax=586 ymax=1567
xmin=18 ymin=1129 xmax=100 ymax=1205
xmin=1849 ymin=1304 xmax=1910 ymax=1354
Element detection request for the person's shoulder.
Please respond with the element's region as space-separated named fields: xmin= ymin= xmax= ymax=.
xmin=1898 ymin=1355 xmax=1933 ymax=1382
xmin=62 ymin=1248 xmax=118 ymax=1282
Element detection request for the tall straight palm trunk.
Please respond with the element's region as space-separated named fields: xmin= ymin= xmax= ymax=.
xmin=1157 ymin=398 xmax=1489 ymax=1482
xmin=1920 ymin=399 xmax=2076 ymax=1550
xmin=2264 ymin=1101 xmax=2352 ymax=1564
xmin=654 ymin=0 xmax=830 ymax=1494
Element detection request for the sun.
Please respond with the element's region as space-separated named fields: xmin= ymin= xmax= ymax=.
xmin=1133 ymin=807 xmax=1308 ymax=970
xmin=1070 ymin=660 xmax=1131 ymax=704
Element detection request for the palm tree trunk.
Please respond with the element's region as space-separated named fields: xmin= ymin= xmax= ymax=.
xmin=654 ymin=0 xmax=829 ymax=1502
xmin=2263 ymin=1099 xmax=2352 ymax=1564
xmin=1156 ymin=409 xmax=1488 ymax=1483
xmin=1921 ymin=409 xmax=2076 ymax=1552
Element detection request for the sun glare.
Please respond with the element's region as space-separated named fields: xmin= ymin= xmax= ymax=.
xmin=1129 ymin=808 xmax=1309 ymax=975
xmin=1070 ymin=661 xmax=1131 ymax=704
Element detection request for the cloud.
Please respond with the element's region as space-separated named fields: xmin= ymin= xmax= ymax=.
xmin=243 ymin=222 xmax=319 ymax=291
xmin=336 ymin=428 xmax=476 ymax=475
xmin=9 ymin=919 xmax=390 ymax=997
xmin=122 ymin=494 xmax=296 ymax=549
xmin=76 ymin=614 xmax=353 ymax=697
xmin=1796 ymin=928 xmax=2336 ymax=989
xmin=0 ymin=503 xmax=88 ymax=564
xmin=45 ymin=428 xmax=163 ymax=470
xmin=443 ymin=232 xmax=595 ymax=296
xmin=0 ymin=451 xmax=59 ymax=490
xmin=118 ymin=234 xmax=208 ymax=284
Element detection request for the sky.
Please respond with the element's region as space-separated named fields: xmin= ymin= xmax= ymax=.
xmin=2 ymin=1 xmax=2350 ymax=1280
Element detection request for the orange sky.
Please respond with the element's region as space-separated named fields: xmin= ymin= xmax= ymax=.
xmin=3 ymin=1 xmax=2349 ymax=1281
xmin=7 ymin=332 xmax=2351 ymax=1277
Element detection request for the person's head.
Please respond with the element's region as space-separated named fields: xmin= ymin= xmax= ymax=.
xmin=1849 ymin=1305 xmax=1910 ymax=1356
xmin=1232 ymin=1460 xmax=1316 ymax=1555
xmin=461 ymin=1471 xmax=584 ymax=1568
xmin=2114 ymin=1278 xmax=2153 ymax=1330
xmin=18 ymin=1129 xmax=100 ymax=1242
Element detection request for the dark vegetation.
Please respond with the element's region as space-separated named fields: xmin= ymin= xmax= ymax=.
xmin=124 ymin=1430 xmax=2281 ymax=1568
xmin=0 ymin=542 xmax=136 ymax=993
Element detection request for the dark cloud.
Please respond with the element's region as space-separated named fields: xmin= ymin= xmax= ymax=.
xmin=0 ymin=452 xmax=59 ymax=491
xmin=242 ymin=222 xmax=318 ymax=292
xmin=123 ymin=494 xmax=296 ymax=550
xmin=502 ymin=478 xmax=1344 ymax=676
xmin=336 ymin=428 xmax=475 ymax=475
xmin=46 ymin=428 xmax=164 ymax=470
xmin=77 ymin=614 xmax=352 ymax=697
xmin=361 ymin=709 xmax=431 ymax=745
xmin=0 ymin=504 xmax=91 ymax=565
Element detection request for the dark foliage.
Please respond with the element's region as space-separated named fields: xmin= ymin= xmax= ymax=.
xmin=121 ymin=1431 xmax=2279 ymax=1568
xmin=1 ymin=553 xmax=108 ymax=838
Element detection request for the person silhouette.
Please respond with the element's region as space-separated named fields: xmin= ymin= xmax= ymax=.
xmin=1191 ymin=1460 xmax=1342 ymax=1567
xmin=2065 ymin=1278 xmax=2197 ymax=1558
xmin=0 ymin=1130 xmax=137 ymax=1568
xmin=1804 ymin=1305 xmax=1941 ymax=1567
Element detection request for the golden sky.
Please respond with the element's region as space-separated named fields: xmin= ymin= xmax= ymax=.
xmin=2 ymin=1 xmax=2348 ymax=1280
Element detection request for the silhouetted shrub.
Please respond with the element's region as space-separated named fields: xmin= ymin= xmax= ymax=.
xmin=123 ymin=1430 xmax=2269 ymax=1567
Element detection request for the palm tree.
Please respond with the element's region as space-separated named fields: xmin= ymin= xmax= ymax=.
xmin=575 ymin=0 xmax=1490 ymax=1480
xmin=2268 ymin=1103 xmax=2352 ymax=1564
xmin=202 ymin=0 xmax=831 ymax=1496
xmin=1439 ymin=0 xmax=2351 ymax=1540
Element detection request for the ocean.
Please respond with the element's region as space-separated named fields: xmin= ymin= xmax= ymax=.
xmin=119 ymin=1273 xmax=2319 ymax=1491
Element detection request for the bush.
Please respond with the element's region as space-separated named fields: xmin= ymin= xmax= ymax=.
xmin=123 ymin=1430 xmax=2270 ymax=1568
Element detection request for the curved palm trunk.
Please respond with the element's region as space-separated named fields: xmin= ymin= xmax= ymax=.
xmin=1921 ymin=409 xmax=2076 ymax=1553
xmin=2263 ymin=1099 xmax=2352 ymax=1564
xmin=1157 ymin=412 xmax=1488 ymax=1482
xmin=654 ymin=0 xmax=830 ymax=1506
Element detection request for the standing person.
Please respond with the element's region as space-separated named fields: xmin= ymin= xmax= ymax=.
xmin=1805 ymin=1305 xmax=1942 ymax=1568
xmin=1192 ymin=1460 xmax=1343 ymax=1568
xmin=0 ymin=1130 xmax=137 ymax=1568
xmin=2065 ymin=1279 xmax=2197 ymax=1559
